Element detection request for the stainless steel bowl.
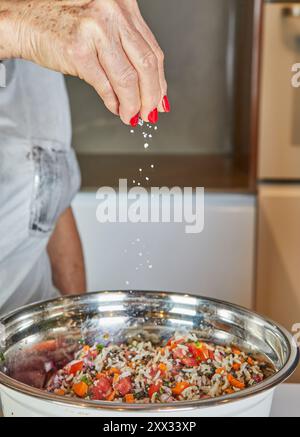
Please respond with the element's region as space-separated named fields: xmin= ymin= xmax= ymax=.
xmin=0 ymin=291 xmax=299 ymax=416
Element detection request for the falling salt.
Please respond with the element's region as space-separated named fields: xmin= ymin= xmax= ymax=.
xmin=125 ymin=281 xmax=130 ymax=286
xmin=151 ymin=164 xmax=154 ymax=169
xmin=139 ymin=168 xmax=142 ymax=172
xmin=145 ymin=177 xmax=149 ymax=181
xmin=137 ymin=182 xmax=141 ymax=186
xmin=148 ymin=265 xmax=153 ymax=269
xmin=154 ymin=126 xmax=158 ymax=130
xmin=144 ymin=143 xmax=149 ymax=149
xmin=136 ymin=238 xmax=141 ymax=242
xmin=149 ymin=134 xmax=152 ymax=138
xmin=133 ymin=180 xmax=136 ymax=184
xmin=138 ymin=252 xmax=143 ymax=257
xmin=130 ymin=130 xmax=134 ymax=134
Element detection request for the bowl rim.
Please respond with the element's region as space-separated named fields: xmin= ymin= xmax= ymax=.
xmin=0 ymin=290 xmax=299 ymax=412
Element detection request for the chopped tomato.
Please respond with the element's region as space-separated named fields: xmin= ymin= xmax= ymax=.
xmin=148 ymin=382 xmax=162 ymax=398
xmin=208 ymin=349 xmax=215 ymax=361
xmin=172 ymin=381 xmax=190 ymax=396
xmin=188 ymin=342 xmax=210 ymax=362
xmin=73 ymin=381 xmax=88 ymax=398
xmin=67 ymin=360 xmax=84 ymax=375
xmin=115 ymin=377 xmax=132 ymax=396
xmin=172 ymin=348 xmax=186 ymax=360
xmin=181 ymin=357 xmax=198 ymax=367
xmin=227 ymin=374 xmax=245 ymax=389
xmin=91 ymin=376 xmax=112 ymax=400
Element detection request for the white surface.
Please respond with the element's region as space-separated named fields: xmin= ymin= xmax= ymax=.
xmin=0 ymin=384 xmax=274 ymax=417
xmin=1 ymin=384 xmax=299 ymax=417
xmin=72 ymin=192 xmax=256 ymax=308
xmin=271 ymin=384 xmax=300 ymax=417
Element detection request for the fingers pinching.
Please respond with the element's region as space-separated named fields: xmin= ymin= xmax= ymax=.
xmin=120 ymin=25 xmax=161 ymax=124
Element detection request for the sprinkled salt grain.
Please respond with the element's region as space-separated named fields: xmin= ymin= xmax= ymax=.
xmin=149 ymin=134 xmax=152 ymax=138
xmin=136 ymin=238 xmax=141 ymax=242
xmin=133 ymin=180 xmax=136 ymax=184
xmin=130 ymin=130 xmax=134 ymax=134
xmin=154 ymin=126 xmax=158 ymax=130
xmin=151 ymin=164 xmax=154 ymax=169
xmin=144 ymin=143 xmax=149 ymax=149
xmin=137 ymin=182 xmax=141 ymax=186
xmin=138 ymin=252 xmax=143 ymax=257
xmin=139 ymin=168 xmax=142 ymax=172
xmin=145 ymin=177 xmax=149 ymax=181
xmin=125 ymin=281 xmax=130 ymax=286
xmin=148 ymin=265 xmax=153 ymax=269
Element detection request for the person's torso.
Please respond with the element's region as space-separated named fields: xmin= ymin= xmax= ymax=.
xmin=0 ymin=60 xmax=80 ymax=312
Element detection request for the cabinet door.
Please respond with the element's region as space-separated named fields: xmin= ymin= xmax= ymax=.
xmin=256 ymin=185 xmax=300 ymax=382
xmin=258 ymin=3 xmax=300 ymax=180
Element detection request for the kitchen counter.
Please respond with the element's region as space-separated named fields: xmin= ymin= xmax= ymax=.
xmin=0 ymin=384 xmax=299 ymax=417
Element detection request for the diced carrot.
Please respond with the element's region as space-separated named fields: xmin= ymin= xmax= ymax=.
xmin=125 ymin=394 xmax=135 ymax=403
xmin=54 ymin=388 xmax=65 ymax=396
xmin=107 ymin=390 xmax=116 ymax=401
xmin=172 ymin=381 xmax=190 ymax=395
xmin=232 ymin=347 xmax=241 ymax=356
xmin=215 ymin=367 xmax=226 ymax=375
xmin=73 ymin=381 xmax=88 ymax=398
xmin=109 ymin=367 xmax=121 ymax=375
xmin=225 ymin=388 xmax=235 ymax=395
xmin=96 ymin=372 xmax=107 ymax=380
xmin=232 ymin=363 xmax=241 ymax=371
xmin=247 ymin=357 xmax=255 ymax=366
xmin=113 ymin=373 xmax=120 ymax=384
xmin=227 ymin=374 xmax=245 ymax=390
xmin=83 ymin=345 xmax=90 ymax=352
xmin=158 ymin=363 xmax=167 ymax=373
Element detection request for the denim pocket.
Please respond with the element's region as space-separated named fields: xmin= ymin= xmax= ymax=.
xmin=29 ymin=144 xmax=80 ymax=237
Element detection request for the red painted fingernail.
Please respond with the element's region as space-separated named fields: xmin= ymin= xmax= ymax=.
xmin=148 ymin=108 xmax=158 ymax=124
xmin=162 ymin=95 xmax=171 ymax=113
xmin=130 ymin=113 xmax=139 ymax=127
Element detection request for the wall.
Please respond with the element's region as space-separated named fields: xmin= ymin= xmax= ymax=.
xmin=72 ymin=192 xmax=256 ymax=308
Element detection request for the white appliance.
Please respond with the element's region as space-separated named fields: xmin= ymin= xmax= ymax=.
xmin=256 ymin=1 xmax=300 ymax=382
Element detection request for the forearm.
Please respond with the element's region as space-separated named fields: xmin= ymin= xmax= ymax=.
xmin=0 ymin=1 xmax=23 ymax=59
xmin=47 ymin=207 xmax=86 ymax=296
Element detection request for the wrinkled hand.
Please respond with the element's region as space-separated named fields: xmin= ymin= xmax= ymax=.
xmin=8 ymin=0 xmax=169 ymax=125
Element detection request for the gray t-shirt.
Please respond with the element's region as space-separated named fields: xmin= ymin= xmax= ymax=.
xmin=0 ymin=60 xmax=80 ymax=314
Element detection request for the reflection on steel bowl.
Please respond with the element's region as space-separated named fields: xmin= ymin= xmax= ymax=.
xmin=0 ymin=291 xmax=299 ymax=417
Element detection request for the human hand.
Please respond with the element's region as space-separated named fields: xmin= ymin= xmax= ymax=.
xmin=0 ymin=0 xmax=170 ymax=125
